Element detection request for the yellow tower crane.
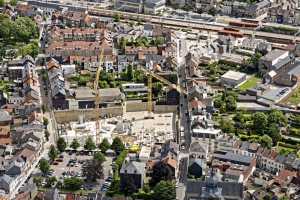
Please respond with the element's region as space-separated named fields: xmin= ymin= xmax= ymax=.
xmin=94 ymin=49 xmax=104 ymax=145
xmin=139 ymin=67 xmax=187 ymax=118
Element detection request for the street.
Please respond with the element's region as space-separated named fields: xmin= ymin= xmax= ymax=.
xmin=176 ymin=62 xmax=191 ymax=200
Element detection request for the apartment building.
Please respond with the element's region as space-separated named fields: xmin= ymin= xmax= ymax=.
xmin=144 ymin=0 xmax=166 ymax=14
xmin=194 ymin=0 xmax=219 ymax=12
xmin=115 ymin=0 xmax=144 ymax=13
xmin=221 ymin=0 xmax=271 ymax=18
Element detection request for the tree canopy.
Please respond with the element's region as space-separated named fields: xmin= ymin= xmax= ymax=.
xmin=260 ymin=134 xmax=273 ymax=149
xmin=268 ymin=109 xmax=287 ymax=127
xmin=63 ymin=177 xmax=83 ymax=190
xmin=111 ymin=137 xmax=125 ymax=154
xmin=0 ymin=0 xmax=4 ymax=7
xmin=253 ymin=112 xmax=268 ymax=134
xmin=48 ymin=145 xmax=58 ymax=161
xmin=70 ymin=139 xmax=80 ymax=150
xmin=84 ymin=136 xmax=96 ymax=151
xmin=39 ymin=158 xmax=50 ymax=175
xmin=99 ymin=138 xmax=111 ymax=153
xmin=0 ymin=16 xmax=39 ymax=60
xmin=150 ymin=162 xmax=174 ymax=186
xmin=56 ymin=137 xmax=67 ymax=152
xmin=152 ymin=181 xmax=176 ymax=200
xmin=82 ymin=152 xmax=105 ymax=181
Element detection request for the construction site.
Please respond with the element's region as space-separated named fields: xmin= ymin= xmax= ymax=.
xmin=57 ymin=111 xmax=176 ymax=148
xmin=51 ymin=46 xmax=182 ymax=149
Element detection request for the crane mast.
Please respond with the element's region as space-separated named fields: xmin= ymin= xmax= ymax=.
xmin=94 ymin=49 xmax=104 ymax=145
xmin=139 ymin=67 xmax=187 ymax=118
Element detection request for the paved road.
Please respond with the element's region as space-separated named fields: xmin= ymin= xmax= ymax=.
xmin=176 ymin=62 xmax=191 ymax=200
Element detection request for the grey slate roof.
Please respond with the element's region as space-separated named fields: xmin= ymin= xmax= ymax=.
xmin=145 ymin=0 xmax=166 ymax=8
xmin=213 ymin=152 xmax=252 ymax=166
xmin=190 ymin=141 xmax=207 ymax=153
xmin=288 ymin=61 xmax=300 ymax=76
xmin=0 ymin=110 xmax=12 ymax=122
xmin=261 ymin=49 xmax=288 ymax=62
xmin=273 ymin=55 xmax=293 ymax=70
xmin=120 ymin=161 xmax=146 ymax=175
xmin=0 ymin=174 xmax=13 ymax=185
xmin=186 ymin=180 xmax=243 ymax=200
xmin=189 ymin=159 xmax=205 ymax=168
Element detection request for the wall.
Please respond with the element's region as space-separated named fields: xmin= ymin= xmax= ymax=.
xmin=125 ymin=101 xmax=177 ymax=113
xmin=125 ymin=101 xmax=148 ymax=112
xmin=54 ymin=106 xmax=124 ymax=123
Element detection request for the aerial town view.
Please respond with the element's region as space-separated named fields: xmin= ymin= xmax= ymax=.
xmin=2 ymin=0 xmax=300 ymax=199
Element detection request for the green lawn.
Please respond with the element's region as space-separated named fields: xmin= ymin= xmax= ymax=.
xmin=239 ymin=76 xmax=260 ymax=91
xmin=284 ymin=87 xmax=300 ymax=106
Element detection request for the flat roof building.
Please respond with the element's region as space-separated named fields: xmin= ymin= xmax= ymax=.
xmin=221 ymin=70 xmax=247 ymax=87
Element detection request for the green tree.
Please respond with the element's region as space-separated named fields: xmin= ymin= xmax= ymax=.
xmin=153 ymin=36 xmax=165 ymax=46
xmin=111 ymin=137 xmax=125 ymax=154
xmin=99 ymin=80 xmax=109 ymax=88
xmin=14 ymin=17 xmax=38 ymax=42
xmin=48 ymin=145 xmax=58 ymax=161
xmin=39 ymin=158 xmax=50 ymax=175
xmin=0 ymin=0 xmax=4 ymax=7
xmin=99 ymin=138 xmax=110 ymax=153
xmin=213 ymin=97 xmax=223 ymax=109
xmin=113 ymin=13 xmax=121 ymax=22
xmin=246 ymin=52 xmax=262 ymax=72
xmin=152 ymin=181 xmax=175 ymax=200
xmin=208 ymin=7 xmax=217 ymax=16
xmin=46 ymin=176 xmax=57 ymax=188
xmin=70 ymin=139 xmax=80 ymax=150
xmin=0 ymin=18 xmax=14 ymax=41
xmin=84 ymin=136 xmax=96 ymax=151
xmin=279 ymin=196 xmax=289 ymax=200
xmin=10 ymin=0 xmax=18 ymax=6
xmin=94 ymin=151 xmax=106 ymax=163
xmin=56 ymin=181 xmax=63 ymax=189
xmin=133 ymin=70 xmax=145 ymax=83
xmin=126 ymin=65 xmax=134 ymax=81
xmin=119 ymin=37 xmax=127 ymax=50
xmin=268 ymin=109 xmax=287 ymax=127
xmin=43 ymin=117 xmax=49 ymax=127
xmin=150 ymin=162 xmax=174 ymax=186
xmin=82 ymin=152 xmax=105 ymax=181
xmin=220 ymin=118 xmax=235 ymax=134
xmin=253 ymin=112 xmax=268 ymax=134
xmin=56 ymin=137 xmax=67 ymax=152
xmin=225 ymin=95 xmax=237 ymax=112
xmin=152 ymin=82 xmax=163 ymax=96
xmin=260 ymin=134 xmax=273 ymax=149
xmin=19 ymin=40 xmax=39 ymax=58
xmin=33 ymin=176 xmax=43 ymax=187
xmin=233 ymin=111 xmax=245 ymax=123
xmin=267 ymin=123 xmax=282 ymax=145
xmin=44 ymin=130 xmax=50 ymax=141
xmin=63 ymin=177 xmax=83 ymax=190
